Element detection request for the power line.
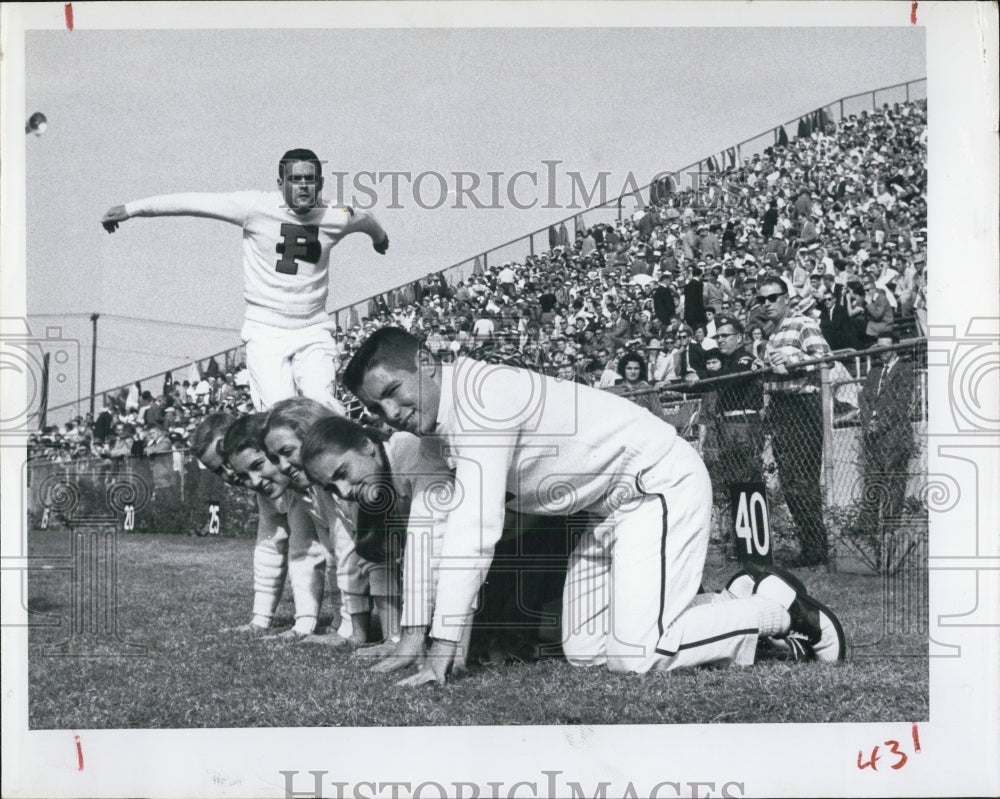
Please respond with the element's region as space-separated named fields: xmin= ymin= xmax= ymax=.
xmin=96 ymin=345 xmax=202 ymax=359
xmin=29 ymin=312 xmax=241 ymax=334
xmin=27 ymin=312 xmax=98 ymax=319
xmin=95 ymin=314 xmax=242 ymax=334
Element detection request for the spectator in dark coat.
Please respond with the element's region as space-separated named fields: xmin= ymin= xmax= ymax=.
xmin=762 ymin=200 xmax=779 ymax=238
xmin=683 ymin=266 xmax=708 ymax=330
xmin=857 ymin=333 xmax=915 ymax=539
xmin=203 ymin=356 xmax=221 ymax=380
xmin=93 ymin=403 xmax=114 ymax=443
xmin=652 ymin=274 xmax=676 ymax=326
xmin=818 ymin=291 xmax=855 ymax=351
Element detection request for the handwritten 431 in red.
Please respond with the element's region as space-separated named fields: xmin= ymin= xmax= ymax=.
xmin=858 ymin=724 xmax=921 ymax=771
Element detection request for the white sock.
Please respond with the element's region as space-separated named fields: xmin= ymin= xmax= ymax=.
xmin=745 ymin=595 xmax=791 ymax=636
xmin=252 ymin=538 xmax=288 ymax=627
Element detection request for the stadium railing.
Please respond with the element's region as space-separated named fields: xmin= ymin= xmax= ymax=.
xmin=46 ymin=77 xmax=926 ymax=425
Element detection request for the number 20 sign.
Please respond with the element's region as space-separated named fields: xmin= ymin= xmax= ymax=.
xmin=729 ymin=482 xmax=772 ymax=566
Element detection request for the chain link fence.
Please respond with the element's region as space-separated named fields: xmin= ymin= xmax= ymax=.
xmin=642 ymin=339 xmax=927 ymax=573
xmin=30 ymin=342 xmax=928 ymax=579
xmin=27 ymin=451 xmax=258 ymax=537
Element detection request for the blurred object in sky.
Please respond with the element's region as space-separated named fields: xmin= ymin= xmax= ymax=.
xmin=25 ymin=112 xmax=48 ymax=136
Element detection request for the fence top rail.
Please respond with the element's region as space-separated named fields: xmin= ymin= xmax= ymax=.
xmin=618 ymin=338 xmax=926 ymax=398
xmin=27 ymin=449 xmax=198 ymax=468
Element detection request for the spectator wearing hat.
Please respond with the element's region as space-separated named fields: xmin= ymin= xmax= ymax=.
xmin=646 ymin=337 xmax=676 ymax=385
xmin=712 ymin=315 xmax=765 ymax=490
xmin=683 ymin=339 xmax=724 ymax=465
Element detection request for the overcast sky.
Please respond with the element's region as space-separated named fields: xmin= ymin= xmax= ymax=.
xmin=24 ymin=26 xmax=925 ymax=414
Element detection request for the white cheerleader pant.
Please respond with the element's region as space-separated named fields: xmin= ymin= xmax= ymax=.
xmin=561 ymin=436 xmax=759 ymax=673
xmin=241 ymin=318 xmax=345 ymax=413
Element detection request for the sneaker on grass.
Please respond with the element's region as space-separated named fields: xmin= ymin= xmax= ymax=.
xmin=749 ymin=565 xmax=847 ymax=663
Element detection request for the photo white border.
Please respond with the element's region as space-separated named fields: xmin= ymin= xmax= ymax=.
xmin=2 ymin=3 xmax=998 ymax=798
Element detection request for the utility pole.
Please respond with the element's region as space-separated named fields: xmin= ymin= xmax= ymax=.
xmin=90 ymin=313 xmax=99 ymax=417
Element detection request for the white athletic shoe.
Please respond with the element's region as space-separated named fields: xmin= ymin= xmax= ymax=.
xmin=750 ymin=566 xmax=847 ymax=663
xmin=724 ymin=569 xmax=755 ymax=599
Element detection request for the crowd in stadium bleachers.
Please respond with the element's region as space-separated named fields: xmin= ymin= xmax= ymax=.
xmin=28 ymin=361 xmax=255 ymax=462
xmin=28 ymin=99 xmax=926 ymax=463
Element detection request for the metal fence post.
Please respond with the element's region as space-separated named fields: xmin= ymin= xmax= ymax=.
xmin=819 ymin=364 xmax=837 ymax=573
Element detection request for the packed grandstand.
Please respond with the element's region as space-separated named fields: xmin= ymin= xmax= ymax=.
xmin=28 ymin=98 xmax=926 ymax=465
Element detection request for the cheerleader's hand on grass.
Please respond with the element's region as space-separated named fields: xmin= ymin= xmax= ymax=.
xmin=370 ymin=628 xmax=426 ymax=673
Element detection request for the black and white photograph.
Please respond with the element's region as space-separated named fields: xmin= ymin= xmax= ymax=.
xmin=1 ymin=2 xmax=997 ymax=798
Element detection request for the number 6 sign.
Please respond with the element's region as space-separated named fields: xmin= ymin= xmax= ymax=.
xmin=729 ymin=482 xmax=773 ymax=566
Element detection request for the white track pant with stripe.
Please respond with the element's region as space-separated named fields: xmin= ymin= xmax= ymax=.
xmin=561 ymin=437 xmax=759 ymax=673
xmin=242 ymin=318 xmax=345 ymax=414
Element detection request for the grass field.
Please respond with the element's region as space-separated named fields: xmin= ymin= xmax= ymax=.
xmin=26 ymin=530 xmax=928 ymax=728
